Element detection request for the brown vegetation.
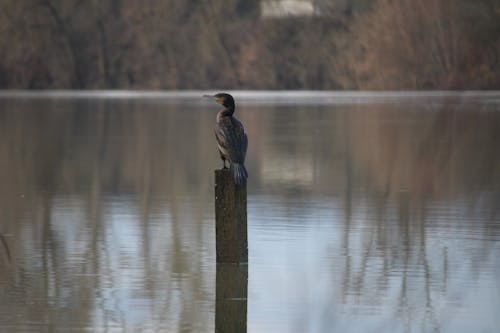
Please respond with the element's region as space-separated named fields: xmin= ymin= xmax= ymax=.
xmin=0 ymin=0 xmax=498 ymax=89
xmin=341 ymin=0 xmax=500 ymax=89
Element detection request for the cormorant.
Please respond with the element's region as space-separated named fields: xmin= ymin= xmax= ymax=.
xmin=205 ymin=93 xmax=248 ymax=185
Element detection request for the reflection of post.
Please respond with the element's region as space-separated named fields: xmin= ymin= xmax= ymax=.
xmin=0 ymin=234 xmax=11 ymax=264
xmin=215 ymin=169 xmax=248 ymax=263
xmin=215 ymin=264 xmax=248 ymax=333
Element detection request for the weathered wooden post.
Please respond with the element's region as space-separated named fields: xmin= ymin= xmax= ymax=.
xmin=215 ymin=169 xmax=248 ymax=263
xmin=215 ymin=263 xmax=248 ymax=333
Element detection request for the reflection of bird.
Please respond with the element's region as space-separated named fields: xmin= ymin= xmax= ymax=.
xmin=205 ymin=93 xmax=248 ymax=185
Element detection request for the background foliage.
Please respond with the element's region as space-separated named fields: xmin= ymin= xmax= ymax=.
xmin=0 ymin=0 xmax=498 ymax=89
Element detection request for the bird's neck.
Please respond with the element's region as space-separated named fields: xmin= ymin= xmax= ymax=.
xmin=218 ymin=106 xmax=234 ymax=117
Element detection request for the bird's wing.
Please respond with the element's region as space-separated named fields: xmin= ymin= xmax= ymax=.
xmin=241 ymin=131 xmax=248 ymax=163
xmin=216 ymin=117 xmax=247 ymax=163
xmin=215 ymin=126 xmax=229 ymax=158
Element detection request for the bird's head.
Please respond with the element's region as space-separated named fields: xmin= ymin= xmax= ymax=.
xmin=204 ymin=93 xmax=235 ymax=108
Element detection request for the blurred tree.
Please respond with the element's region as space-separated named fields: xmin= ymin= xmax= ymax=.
xmin=0 ymin=0 xmax=497 ymax=89
xmin=340 ymin=0 xmax=500 ymax=89
xmin=259 ymin=17 xmax=340 ymax=89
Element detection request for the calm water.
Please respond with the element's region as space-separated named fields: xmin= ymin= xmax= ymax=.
xmin=0 ymin=91 xmax=499 ymax=332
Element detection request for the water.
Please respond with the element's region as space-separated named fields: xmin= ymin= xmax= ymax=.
xmin=0 ymin=91 xmax=499 ymax=332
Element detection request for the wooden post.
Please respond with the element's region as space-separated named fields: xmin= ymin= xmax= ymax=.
xmin=215 ymin=169 xmax=248 ymax=263
xmin=215 ymin=264 xmax=248 ymax=333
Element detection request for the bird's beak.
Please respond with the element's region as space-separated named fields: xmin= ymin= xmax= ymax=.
xmin=204 ymin=94 xmax=223 ymax=104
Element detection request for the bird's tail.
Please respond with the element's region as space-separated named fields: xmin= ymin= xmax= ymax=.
xmin=230 ymin=163 xmax=248 ymax=185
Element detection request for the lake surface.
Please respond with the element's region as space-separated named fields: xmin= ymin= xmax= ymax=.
xmin=0 ymin=91 xmax=499 ymax=332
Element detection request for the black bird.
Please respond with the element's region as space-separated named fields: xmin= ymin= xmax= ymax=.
xmin=205 ymin=93 xmax=248 ymax=185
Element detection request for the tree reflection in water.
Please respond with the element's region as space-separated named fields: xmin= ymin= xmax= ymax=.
xmin=0 ymin=93 xmax=498 ymax=332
